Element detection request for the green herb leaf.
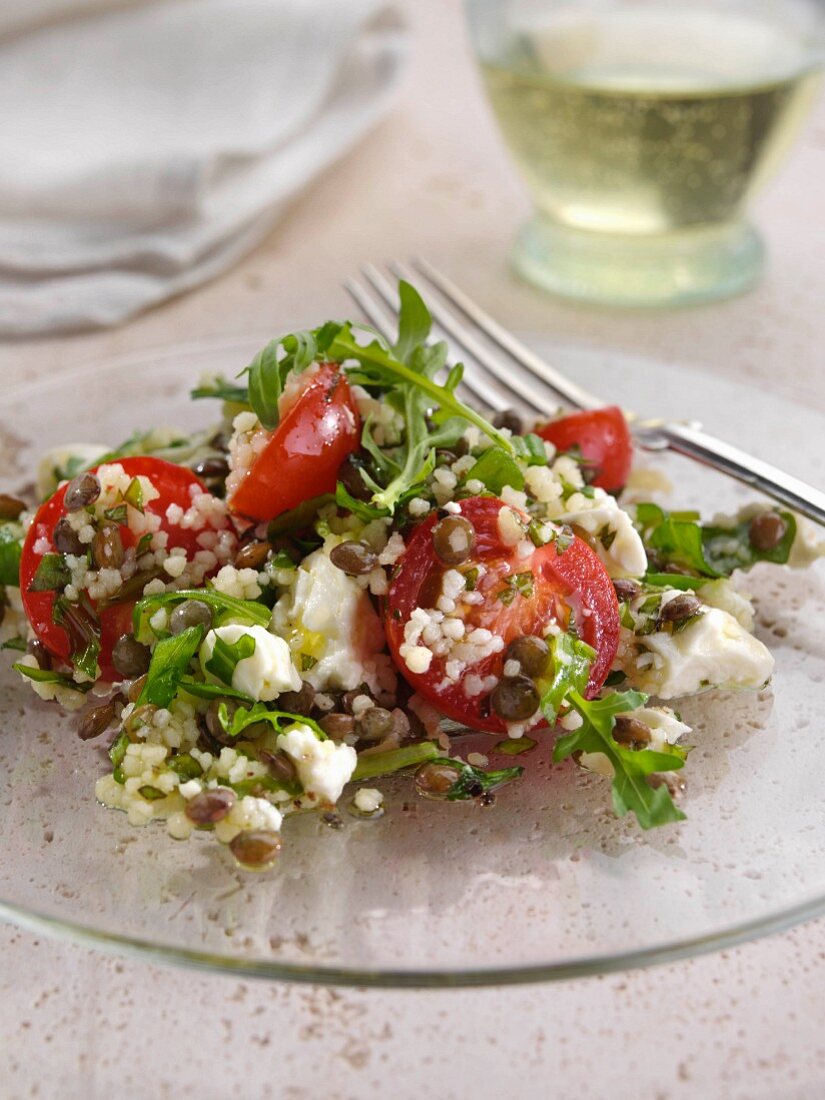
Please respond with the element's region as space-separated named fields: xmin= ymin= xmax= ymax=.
xmin=493 ymin=736 xmax=537 ymax=756
xmin=177 ymin=677 xmax=255 ymax=704
xmin=245 ymin=339 xmax=282 ymax=430
xmin=466 ymin=448 xmax=524 ymax=495
xmin=103 ymin=504 xmax=128 ymax=524
xmin=123 ymin=476 xmax=144 ymax=514
xmin=109 ymin=729 xmax=130 ymax=768
xmin=190 ymin=376 xmax=250 ymax=404
xmin=1 ymin=636 xmax=26 ymax=652
xmin=0 ymin=523 xmax=22 ymax=587
xmin=13 ymin=662 xmax=92 ymax=693
xmin=553 ymin=690 xmax=686 ymax=830
xmin=393 ymin=280 xmax=432 ymax=361
xmin=539 ymin=633 xmax=595 ymax=725
xmin=167 ymin=753 xmax=203 ymax=781
xmin=137 ymin=625 xmax=204 ymax=708
xmin=510 ymin=433 xmax=549 ymax=467
xmin=205 ymin=631 xmax=256 ymax=686
xmin=352 ymin=740 xmax=440 ymax=781
xmin=28 ymin=553 xmax=70 ymax=593
xmin=434 ymin=757 xmax=523 ymax=801
xmin=133 ymin=589 xmax=270 ymax=644
xmin=216 ymin=701 xmax=328 ymax=743
xmin=643 ymin=572 xmax=707 ymax=590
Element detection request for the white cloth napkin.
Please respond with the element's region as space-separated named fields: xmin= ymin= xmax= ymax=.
xmin=0 ymin=0 xmax=406 ymax=335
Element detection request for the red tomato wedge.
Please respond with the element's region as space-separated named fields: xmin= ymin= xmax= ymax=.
xmin=21 ymin=456 xmax=212 ymax=682
xmin=535 ymin=406 xmax=633 ymax=492
xmin=228 ymin=362 xmax=360 ymax=523
xmin=384 ymin=496 xmax=620 ymax=734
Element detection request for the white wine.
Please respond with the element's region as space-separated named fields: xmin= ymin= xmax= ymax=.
xmin=480 ymin=5 xmax=821 ymax=235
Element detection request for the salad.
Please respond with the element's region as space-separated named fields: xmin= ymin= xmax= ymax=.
xmin=0 ymin=282 xmax=821 ymax=871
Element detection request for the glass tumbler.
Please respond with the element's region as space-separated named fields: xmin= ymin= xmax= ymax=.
xmin=465 ymin=0 xmax=824 ymax=305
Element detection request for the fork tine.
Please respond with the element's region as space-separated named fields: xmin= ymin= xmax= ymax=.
xmin=357 ymin=266 xmax=530 ymax=415
xmin=342 ymin=277 xmax=397 ymax=345
xmin=410 ymin=257 xmax=603 ymax=412
xmin=389 ymin=259 xmax=565 ymax=419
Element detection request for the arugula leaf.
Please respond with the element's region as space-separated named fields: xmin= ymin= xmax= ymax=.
xmin=1 ymin=636 xmax=26 ymax=652
xmin=643 ymin=572 xmax=706 ymax=590
xmin=137 ymin=625 xmax=204 ymax=708
xmin=553 ymin=690 xmax=686 ymax=830
xmin=636 ymin=503 xmax=796 ymax=578
xmin=394 ymin=279 xmax=432 ymax=361
xmin=28 ymin=553 xmax=70 ymax=593
xmin=13 ymin=662 xmax=92 ymax=694
xmin=352 ymin=741 xmax=440 ymax=781
xmin=433 ymin=757 xmax=523 ymax=800
xmin=204 ymin=631 xmax=256 ymax=686
xmin=510 ymin=433 xmax=549 ymax=467
xmin=177 ymin=677 xmax=255 ymax=704
xmin=245 ymin=339 xmax=282 ymax=430
xmin=133 ymin=589 xmax=270 ymax=644
xmin=216 ymin=701 xmax=328 ymax=743
xmin=0 ymin=523 xmax=22 ymax=586
xmin=466 ymin=448 xmax=524 ymax=494
xmin=190 ymin=376 xmax=250 ymax=404
xmin=539 ymin=633 xmax=595 ymax=725
xmin=267 ymin=493 xmax=334 ymax=539
xmin=334 ymin=482 xmax=389 ymax=522
xmin=109 ymin=729 xmax=130 ymax=768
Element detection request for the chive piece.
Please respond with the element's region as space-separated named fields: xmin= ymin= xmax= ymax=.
xmin=352 ymin=741 xmax=440 ymax=781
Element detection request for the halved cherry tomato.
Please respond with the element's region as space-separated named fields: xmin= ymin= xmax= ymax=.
xmin=21 ymin=456 xmax=214 ymax=682
xmin=384 ymin=496 xmax=619 ymax=734
xmin=228 ymin=363 xmax=360 ymax=523
xmin=536 ymin=406 xmax=632 ymax=492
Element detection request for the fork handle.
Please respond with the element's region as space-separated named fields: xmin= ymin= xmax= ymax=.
xmin=637 ymin=421 xmax=825 ymax=527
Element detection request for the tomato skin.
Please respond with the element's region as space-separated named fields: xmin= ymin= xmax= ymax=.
xmin=384 ymin=496 xmax=620 ymax=734
xmin=228 ymin=363 xmax=360 ymax=523
xmin=20 ymin=456 xmax=212 ymax=682
xmin=536 ymin=406 xmax=633 ymax=492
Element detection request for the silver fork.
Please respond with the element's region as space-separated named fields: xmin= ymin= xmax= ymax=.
xmin=343 ymin=259 xmax=825 ymax=527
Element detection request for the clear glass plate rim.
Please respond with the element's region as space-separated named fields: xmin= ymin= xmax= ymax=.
xmin=2 ymin=334 xmax=824 ymax=988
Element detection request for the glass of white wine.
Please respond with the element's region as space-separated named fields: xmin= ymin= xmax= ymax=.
xmin=466 ymin=0 xmax=824 ymax=305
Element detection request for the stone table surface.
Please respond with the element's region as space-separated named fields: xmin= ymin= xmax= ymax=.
xmin=1 ymin=2 xmax=824 ymax=1097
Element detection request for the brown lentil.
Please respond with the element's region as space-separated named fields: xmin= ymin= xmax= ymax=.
xmin=357 ymin=706 xmax=394 ymax=742
xmin=329 ymin=540 xmax=377 ymax=576
xmin=169 ymin=599 xmax=213 ymax=636
xmin=205 ymin=698 xmax=239 ymax=742
xmin=112 ymin=633 xmax=151 ymax=678
xmin=127 ymin=674 xmax=147 ymax=703
xmin=277 ymin=681 xmax=315 ymax=716
xmin=492 ymin=408 xmax=524 ymax=434
xmin=658 ymin=593 xmax=702 ymax=624
xmin=613 ymin=715 xmax=653 ymax=748
xmin=229 ymin=829 xmax=282 ymax=869
xmin=77 ymin=700 xmax=117 ymax=741
xmin=491 ymin=675 xmax=540 ymax=722
xmin=612 ymin=578 xmax=641 ymax=603
xmin=504 ymin=635 xmax=549 ymax=679
xmin=320 ymin=712 xmax=356 ymax=740
xmin=257 ymin=749 xmax=298 ymax=784
xmin=336 ymin=454 xmax=373 ymax=501
xmin=185 ymin=787 xmax=236 ymax=825
xmin=234 ymin=540 xmax=272 ymax=570
xmin=0 ymin=493 xmax=26 ymax=521
xmin=64 ymin=472 xmax=100 ymax=512
xmin=93 ymin=523 xmax=125 ymax=570
xmin=52 ymin=516 xmax=84 ymax=555
xmin=432 ymin=515 xmax=476 ymax=565
xmin=748 ymin=510 xmax=788 ymax=551
xmin=414 ymin=762 xmax=460 ymax=799
xmin=27 ymin=638 xmax=53 ymax=670
xmin=191 ymin=456 xmax=229 ymax=481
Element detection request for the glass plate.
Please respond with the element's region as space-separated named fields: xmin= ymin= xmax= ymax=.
xmin=1 ymin=337 xmax=824 ymax=988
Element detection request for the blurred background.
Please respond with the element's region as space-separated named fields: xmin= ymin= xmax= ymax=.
xmin=1 ymin=0 xmax=823 ymax=410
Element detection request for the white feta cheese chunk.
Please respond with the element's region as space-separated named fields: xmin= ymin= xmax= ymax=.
xmin=276 ymin=723 xmax=357 ymax=805
xmin=271 ymin=546 xmax=389 ymax=693
xmin=696 ymin=578 xmax=756 ymax=630
xmin=623 ymin=607 xmax=774 ymax=699
xmin=556 ymin=489 xmax=647 ymax=578
xmin=199 ymin=624 xmax=300 ymax=701
xmin=353 ymin=787 xmax=384 ymax=815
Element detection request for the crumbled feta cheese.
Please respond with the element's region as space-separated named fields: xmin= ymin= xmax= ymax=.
xmin=552 ymin=489 xmax=647 ymax=578
xmin=622 ymin=607 xmax=774 ymax=698
xmin=276 ymin=723 xmax=357 ymax=805
xmin=271 ymin=546 xmax=392 ymax=694
xmin=200 ymin=624 xmax=301 ymax=701
xmin=353 ymin=788 xmax=384 ymax=815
